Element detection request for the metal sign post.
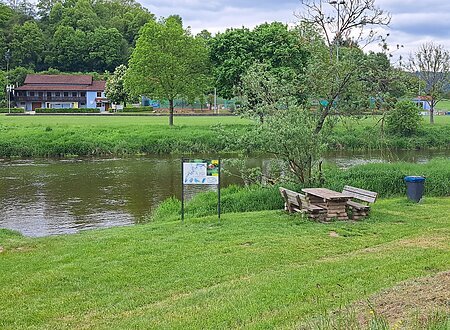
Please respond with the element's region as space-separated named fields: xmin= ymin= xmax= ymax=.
xmin=181 ymin=158 xmax=221 ymax=223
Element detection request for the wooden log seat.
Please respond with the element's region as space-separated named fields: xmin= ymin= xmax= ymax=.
xmin=342 ymin=185 xmax=378 ymax=220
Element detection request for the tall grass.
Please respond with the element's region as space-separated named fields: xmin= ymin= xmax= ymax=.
xmin=151 ymin=160 xmax=450 ymax=221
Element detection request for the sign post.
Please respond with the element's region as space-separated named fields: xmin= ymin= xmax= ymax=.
xmin=181 ymin=158 xmax=221 ymax=222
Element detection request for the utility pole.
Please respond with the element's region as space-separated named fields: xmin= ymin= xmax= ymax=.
xmin=329 ymin=0 xmax=345 ymax=62
xmin=5 ymin=49 xmax=11 ymax=113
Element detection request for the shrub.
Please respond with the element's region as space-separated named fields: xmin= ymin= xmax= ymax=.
xmin=122 ymin=106 xmax=154 ymax=112
xmin=386 ymin=100 xmax=423 ymax=136
xmin=0 ymin=108 xmax=24 ymax=113
xmin=35 ymin=108 xmax=100 ymax=113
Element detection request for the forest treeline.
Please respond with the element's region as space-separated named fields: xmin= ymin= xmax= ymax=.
xmin=0 ymin=0 xmax=153 ymax=73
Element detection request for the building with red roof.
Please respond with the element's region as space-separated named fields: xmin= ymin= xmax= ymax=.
xmin=15 ymin=74 xmax=110 ymax=112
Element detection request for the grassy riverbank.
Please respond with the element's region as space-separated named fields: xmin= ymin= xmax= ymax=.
xmin=0 ymin=115 xmax=449 ymax=157
xmin=0 ymin=198 xmax=449 ymax=329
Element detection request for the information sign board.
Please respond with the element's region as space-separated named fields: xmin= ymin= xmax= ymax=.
xmin=183 ymin=159 xmax=219 ymax=185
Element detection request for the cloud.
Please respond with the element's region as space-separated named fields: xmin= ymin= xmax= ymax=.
xmin=141 ymin=0 xmax=450 ymax=61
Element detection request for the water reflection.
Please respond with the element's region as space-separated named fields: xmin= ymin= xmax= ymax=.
xmin=0 ymin=150 xmax=448 ymax=237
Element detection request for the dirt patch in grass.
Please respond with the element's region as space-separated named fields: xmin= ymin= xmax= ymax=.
xmin=355 ymin=270 xmax=450 ymax=326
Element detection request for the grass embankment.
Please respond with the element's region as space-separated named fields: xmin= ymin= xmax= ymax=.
xmin=0 ymin=115 xmax=449 ymax=157
xmin=0 ymin=116 xmax=251 ymax=157
xmin=0 ymin=198 xmax=449 ymax=329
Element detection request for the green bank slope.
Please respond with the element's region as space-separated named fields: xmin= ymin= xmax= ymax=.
xmin=0 ymin=198 xmax=449 ymax=329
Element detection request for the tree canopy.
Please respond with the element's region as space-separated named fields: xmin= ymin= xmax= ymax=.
xmin=124 ymin=17 xmax=210 ymax=125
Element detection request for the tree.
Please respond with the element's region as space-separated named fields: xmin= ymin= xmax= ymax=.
xmin=407 ymin=42 xmax=450 ymax=124
xmin=125 ymin=17 xmax=210 ymax=126
xmin=105 ymin=64 xmax=128 ymax=106
xmin=298 ymin=0 xmax=391 ymax=133
xmin=86 ymin=27 xmax=127 ymax=72
xmin=210 ymin=22 xmax=308 ymax=99
xmin=10 ymin=21 xmax=45 ymax=69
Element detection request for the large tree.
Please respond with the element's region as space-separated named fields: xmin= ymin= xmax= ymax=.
xmin=408 ymin=42 xmax=450 ymax=124
xmin=125 ymin=16 xmax=210 ymax=126
xmin=298 ymin=0 xmax=391 ymax=133
xmin=210 ymin=22 xmax=308 ymax=99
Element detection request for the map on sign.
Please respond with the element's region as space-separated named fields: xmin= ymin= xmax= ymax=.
xmin=183 ymin=160 xmax=219 ymax=185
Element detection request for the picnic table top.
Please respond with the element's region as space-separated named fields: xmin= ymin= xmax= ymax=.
xmin=301 ymin=188 xmax=353 ymax=200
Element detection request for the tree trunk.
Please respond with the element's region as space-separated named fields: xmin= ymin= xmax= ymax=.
xmin=169 ymin=99 xmax=174 ymax=126
xmin=430 ymin=100 xmax=435 ymax=125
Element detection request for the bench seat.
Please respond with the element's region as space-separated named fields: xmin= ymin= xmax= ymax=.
xmin=346 ymin=200 xmax=370 ymax=211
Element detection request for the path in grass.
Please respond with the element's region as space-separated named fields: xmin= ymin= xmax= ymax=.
xmin=0 ymin=198 xmax=449 ymax=329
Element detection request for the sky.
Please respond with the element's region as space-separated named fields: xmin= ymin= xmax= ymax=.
xmin=141 ymin=0 xmax=450 ymax=65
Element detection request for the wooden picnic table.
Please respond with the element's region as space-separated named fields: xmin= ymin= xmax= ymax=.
xmin=301 ymin=188 xmax=353 ymax=221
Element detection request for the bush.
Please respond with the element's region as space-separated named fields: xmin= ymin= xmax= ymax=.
xmin=386 ymin=100 xmax=423 ymax=136
xmin=0 ymin=108 xmax=24 ymax=113
xmin=122 ymin=106 xmax=154 ymax=112
xmin=35 ymin=108 xmax=100 ymax=113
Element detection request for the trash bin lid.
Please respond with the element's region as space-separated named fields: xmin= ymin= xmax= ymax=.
xmin=404 ymin=176 xmax=426 ymax=183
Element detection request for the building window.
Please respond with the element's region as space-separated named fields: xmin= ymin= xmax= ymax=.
xmin=47 ymin=92 xmax=52 ymax=98
xmin=55 ymin=92 xmax=60 ymax=97
xmin=72 ymin=92 xmax=77 ymax=97
xmin=81 ymin=92 xmax=86 ymax=97
xmin=29 ymin=91 xmax=35 ymax=96
xmin=97 ymin=91 xmax=102 ymax=97
xmin=64 ymin=92 xmax=69 ymax=97
xmin=38 ymin=92 xmax=43 ymax=97
xmin=96 ymin=103 xmax=102 ymax=108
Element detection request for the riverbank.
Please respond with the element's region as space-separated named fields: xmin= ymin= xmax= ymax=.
xmin=0 ymin=115 xmax=449 ymax=157
xmin=1 ymin=198 xmax=449 ymax=328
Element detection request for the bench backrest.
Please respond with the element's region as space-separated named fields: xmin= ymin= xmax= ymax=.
xmin=279 ymin=187 xmax=308 ymax=209
xmin=279 ymin=187 xmax=301 ymax=206
xmin=342 ymin=185 xmax=378 ymax=204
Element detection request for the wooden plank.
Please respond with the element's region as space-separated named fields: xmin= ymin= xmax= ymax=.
xmin=346 ymin=200 xmax=370 ymax=211
xmin=343 ymin=185 xmax=377 ymax=203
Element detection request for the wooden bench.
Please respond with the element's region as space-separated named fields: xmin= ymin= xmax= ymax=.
xmin=342 ymin=185 xmax=378 ymax=220
xmin=279 ymin=187 xmax=326 ymax=221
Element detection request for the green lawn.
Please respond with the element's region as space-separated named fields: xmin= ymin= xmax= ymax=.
xmin=1 ymin=198 xmax=449 ymax=329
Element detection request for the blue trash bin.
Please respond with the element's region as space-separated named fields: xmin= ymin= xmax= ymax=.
xmin=404 ymin=176 xmax=426 ymax=203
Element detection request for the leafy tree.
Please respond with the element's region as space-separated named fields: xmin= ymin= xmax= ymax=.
xmin=45 ymin=25 xmax=87 ymax=71
xmin=10 ymin=21 xmax=45 ymax=69
xmin=239 ymin=62 xmax=304 ymax=122
xmin=386 ymin=100 xmax=423 ymax=136
xmin=60 ymin=0 xmax=99 ymax=32
xmin=407 ymin=42 xmax=450 ymax=124
xmin=298 ymin=0 xmax=391 ymax=133
xmin=86 ymin=27 xmax=127 ymax=72
xmin=210 ymin=22 xmax=308 ymax=99
xmin=125 ymin=17 xmax=210 ymax=126
xmin=93 ymin=0 xmax=154 ymax=45
xmin=105 ymin=64 xmax=128 ymax=106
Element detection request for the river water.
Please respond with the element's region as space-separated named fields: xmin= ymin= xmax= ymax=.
xmin=1 ymin=150 xmax=449 ymax=237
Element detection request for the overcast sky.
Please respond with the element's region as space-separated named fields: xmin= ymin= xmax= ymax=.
xmin=141 ymin=0 xmax=450 ymax=64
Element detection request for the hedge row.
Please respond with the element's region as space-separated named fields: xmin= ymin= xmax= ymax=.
xmin=0 ymin=108 xmax=24 ymax=113
xmin=35 ymin=108 xmax=101 ymax=113
xmin=121 ymin=106 xmax=154 ymax=112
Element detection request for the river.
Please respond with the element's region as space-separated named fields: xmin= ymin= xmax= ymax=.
xmin=1 ymin=149 xmax=449 ymax=237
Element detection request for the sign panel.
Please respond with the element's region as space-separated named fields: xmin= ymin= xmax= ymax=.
xmin=183 ymin=159 xmax=219 ymax=185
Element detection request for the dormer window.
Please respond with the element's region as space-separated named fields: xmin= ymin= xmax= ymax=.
xmin=97 ymin=91 xmax=102 ymax=97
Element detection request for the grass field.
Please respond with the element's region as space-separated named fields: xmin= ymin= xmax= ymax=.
xmin=0 ymin=198 xmax=449 ymax=329
xmin=0 ymin=114 xmax=449 ymax=157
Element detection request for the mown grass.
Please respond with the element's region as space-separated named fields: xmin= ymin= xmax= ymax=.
xmin=0 ymin=114 xmax=449 ymax=157
xmin=0 ymin=198 xmax=449 ymax=329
